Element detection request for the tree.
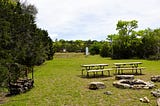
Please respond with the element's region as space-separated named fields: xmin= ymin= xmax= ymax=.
xmin=89 ymin=42 xmax=101 ymax=55
xmin=110 ymin=20 xmax=138 ymax=59
xmin=137 ymin=29 xmax=159 ymax=58
xmin=153 ymin=28 xmax=160 ymax=55
xmin=0 ymin=0 xmax=14 ymax=87
xmin=116 ymin=20 xmax=138 ymax=36
xmin=100 ymin=42 xmax=110 ymax=57
xmin=53 ymin=40 xmax=90 ymax=53
xmin=0 ymin=0 xmax=54 ymax=88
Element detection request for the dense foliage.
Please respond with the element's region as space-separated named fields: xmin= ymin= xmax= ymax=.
xmin=100 ymin=42 xmax=110 ymax=57
xmin=0 ymin=0 xmax=54 ymax=87
xmin=53 ymin=39 xmax=102 ymax=53
xmin=108 ymin=20 xmax=160 ymax=59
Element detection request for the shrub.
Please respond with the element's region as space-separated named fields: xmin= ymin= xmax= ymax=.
xmin=89 ymin=43 xmax=101 ymax=55
xmin=148 ymin=53 xmax=160 ymax=60
xmin=100 ymin=42 xmax=110 ymax=57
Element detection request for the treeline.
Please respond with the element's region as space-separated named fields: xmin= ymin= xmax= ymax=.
xmin=53 ymin=20 xmax=160 ymax=60
xmin=0 ymin=0 xmax=54 ymax=87
xmin=53 ymin=39 xmax=109 ymax=56
xmin=107 ymin=20 xmax=160 ymax=59
xmin=53 ymin=39 xmax=105 ymax=53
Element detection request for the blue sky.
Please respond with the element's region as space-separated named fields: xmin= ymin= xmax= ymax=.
xmin=25 ymin=0 xmax=160 ymax=41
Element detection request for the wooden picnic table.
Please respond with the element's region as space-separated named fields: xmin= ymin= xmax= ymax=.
xmin=114 ymin=62 xmax=142 ymax=67
xmin=82 ymin=64 xmax=108 ymax=70
xmin=81 ymin=64 xmax=112 ymax=77
xmin=113 ymin=62 xmax=145 ymax=75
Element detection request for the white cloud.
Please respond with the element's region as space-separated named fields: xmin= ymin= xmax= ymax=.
xmin=27 ymin=0 xmax=160 ymax=40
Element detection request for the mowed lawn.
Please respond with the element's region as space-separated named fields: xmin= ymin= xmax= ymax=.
xmin=2 ymin=53 xmax=160 ymax=106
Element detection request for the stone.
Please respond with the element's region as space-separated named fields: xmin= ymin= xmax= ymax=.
xmin=113 ymin=79 xmax=155 ymax=89
xmin=113 ymin=80 xmax=131 ymax=89
xmin=140 ymin=97 xmax=150 ymax=103
xmin=104 ymin=91 xmax=112 ymax=95
xmin=9 ymin=79 xmax=34 ymax=95
xmin=151 ymin=75 xmax=160 ymax=82
xmin=151 ymin=89 xmax=160 ymax=97
xmin=157 ymin=98 xmax=160 ymax=106
xmin=89 ymin=82 xmax=106 ymax=90
xmin=115 ymin=75 xmax=134 ymax=80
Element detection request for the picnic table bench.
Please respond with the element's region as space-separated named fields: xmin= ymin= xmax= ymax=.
xmin=113 ymin=62 xmax=145 ymax=75
xmin=81 ymin=64 xmax=112 ymax=77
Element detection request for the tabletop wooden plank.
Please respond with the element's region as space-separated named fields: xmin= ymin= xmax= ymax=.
xmin=114 ymin=62 xmax=142 ymax=66
xmin=82 ymin=64 xmax=108 ymax=67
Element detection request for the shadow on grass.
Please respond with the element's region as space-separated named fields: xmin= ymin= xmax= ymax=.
xmin=77 ymin=74 xmax=113 ymax=79
xmin=113 ymin=73 xmax=145 ymax=76
xmin=77 ymin=72 xmax=145 ymax=79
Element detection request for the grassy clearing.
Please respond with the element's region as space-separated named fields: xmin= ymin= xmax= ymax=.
xmin=1 ymin=53 xmax=160 ymax=106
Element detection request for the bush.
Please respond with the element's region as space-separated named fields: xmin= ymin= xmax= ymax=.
xmin=148 ymin=54 xmax=160 ymax=60
xmin=100 ymin=42 xmax=110 ymax=57
xmin=89 ymin=43 xmax=101 ymax=55
xmin=0 ymin=65 xmax=8 ymax=87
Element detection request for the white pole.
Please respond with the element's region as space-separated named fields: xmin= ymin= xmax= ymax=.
xmin=86 ymin=47 xmax=89 ymax=55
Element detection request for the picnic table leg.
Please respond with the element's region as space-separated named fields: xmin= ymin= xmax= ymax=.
xmin=102 ymin=71 xmax=104 ymax=76
xmin=93 ymin=72 xmax=96 ymax=77
xmin=108 ymin=70 xmax=110 ymax=76
xmin=115 ymin=69 xmax=117 ymax=75
xmin=81 ymin=69 xmax=84 ymax=76
xmin=115 ymin=68 xmax=119 ymax=75
xmin=140 ymin=69 xmax=142 ymax=75
xmin=87 ymin=72 xmax=89 ymax=77
xmin=131 ymin=67 xmax=134 ymax=74
xmin=135 ymin=69 xmax=138 ymax=74
xmin=121 ymin=69 xmax=123 ymax=74
xmin=118 ymin=69 xmax=120 ymax=74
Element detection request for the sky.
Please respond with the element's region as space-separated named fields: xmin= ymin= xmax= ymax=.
xmin=24 ymin=0 xmax=160 ymax=41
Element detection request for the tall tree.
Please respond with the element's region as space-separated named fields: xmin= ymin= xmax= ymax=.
xmin=100 ymin=42 xmax=110 ymax=57
xmin=137 ymin=29 xmax=158 ymax=58
xmin=0 ymin=0 xmax=54 ymax=88
xmin=110 ymin=20 xmax=138 ymax=59
xmin=116 ymin=20 xmax=138 ymax=36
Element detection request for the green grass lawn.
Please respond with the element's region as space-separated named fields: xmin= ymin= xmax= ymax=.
xmin=1 ymin=53 xmax=160 ymax=106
